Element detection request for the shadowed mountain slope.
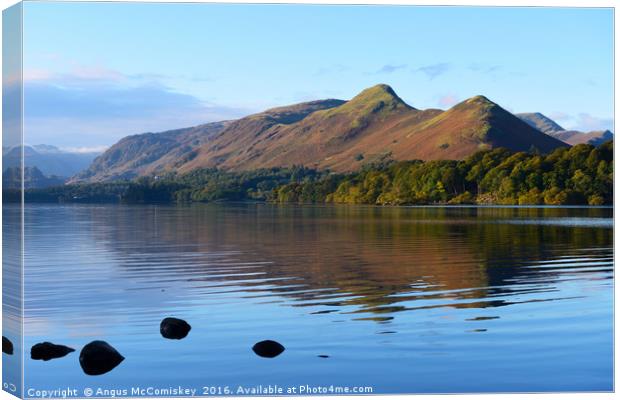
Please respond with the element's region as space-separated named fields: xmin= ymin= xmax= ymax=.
xmin=516 ymin=112 xmax=565 ymax=134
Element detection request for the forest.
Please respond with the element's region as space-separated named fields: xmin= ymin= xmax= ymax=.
xmin=9 ymin=141 xmax=613 ymax=206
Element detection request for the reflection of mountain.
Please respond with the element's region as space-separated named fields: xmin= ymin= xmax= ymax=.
xmin=83 ymin=204 xmax=612 ymax=317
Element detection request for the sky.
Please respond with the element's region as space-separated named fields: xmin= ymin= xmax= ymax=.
xmin=15 ymin=1 xmax=615 ymax=149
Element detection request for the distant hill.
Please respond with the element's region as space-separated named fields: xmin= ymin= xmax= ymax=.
xmin=551 ymin=129 xmax=614 ymax=146
xmin=516 ymin=112 xmax=613 ymax=146
xmin=516 ymin=112 xmax=565 ymax=134
xmin=3 ymin=145 xmax=102 ymax=179
xmin=74 ymin=84 xmax=569 ymax=182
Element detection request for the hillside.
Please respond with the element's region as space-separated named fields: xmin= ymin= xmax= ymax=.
xmin=72 ymin=121 xmax=230 ymax=182
xmin=75 ymin=84 xmax=569 ymax=182
xmin=74 ymin=99 xmax=345 ymax=182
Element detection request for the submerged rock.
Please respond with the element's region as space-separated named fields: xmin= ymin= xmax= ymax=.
xmin=2 ymin=336 xmax=13 ymax=355
xmin=160 ymin=317 xmax=191 ymax=340
xmin=31 ymin=342 xmax=75 ymax=361
xmin=79 ymin=341 xmax=124 ymax=375
xmin=252 ymin=340 xmax=285 ymax=358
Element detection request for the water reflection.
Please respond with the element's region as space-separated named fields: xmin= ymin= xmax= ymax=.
xmin=68 ymin=204 xmax=612 ymax=318
xmin=19 ymin=204 xmax=613 ymax=393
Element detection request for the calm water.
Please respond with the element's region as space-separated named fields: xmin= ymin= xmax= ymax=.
xmin=3 ymin=204 xmax=614 ymax=395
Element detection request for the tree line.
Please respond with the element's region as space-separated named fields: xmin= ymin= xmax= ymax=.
xmin=7 ymin=141 xmax=612 ymax=206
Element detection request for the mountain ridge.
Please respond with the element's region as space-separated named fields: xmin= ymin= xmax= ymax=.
xmin=74 ymin=84 xmax=570 ymax=183
xmin=516 ymin=112 xmax=565 ymax=134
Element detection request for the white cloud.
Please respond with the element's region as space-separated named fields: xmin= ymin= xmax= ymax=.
xmin=21 ymin=66 xmax=250 ymax=147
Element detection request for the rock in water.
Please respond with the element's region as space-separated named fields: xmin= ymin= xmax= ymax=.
xmin=252 ymin=340 xmax=285 ymax=358
xmin=31 ymin=342 xmax=75 ymax=361
xmin=2 ymin=336 xmax=13 ymax=355
xmin=160 ymin=317 xmax=191 ymax=340
xmin=79 ymin=341 xmax=124 ymax=375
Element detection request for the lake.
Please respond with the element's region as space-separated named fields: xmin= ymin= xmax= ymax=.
xmin=3 ymin=203 xmax=614 ymax=395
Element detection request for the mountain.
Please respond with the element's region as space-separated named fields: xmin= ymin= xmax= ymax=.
xmin=73 ymin=121 xmax=232 ymax=182
xmin=516 ymin=112 xmax=565 ymax=134
xmin=73 ymin=99 xmax=345 ymax=182
xmin=3 ymin=145 xmax=102 ymax=179
xmin=75 ymin=84 xmax=569 ymax=182
xmin=516 ymin=112 xmax=613 ymax=146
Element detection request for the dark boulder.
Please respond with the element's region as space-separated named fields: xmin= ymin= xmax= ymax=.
xmin=160 ymin=317 xmax=191 ymax=340
xmin=79 ymin=341 xmax=124 ymax=375
xmin=31 ymin=342 xmax=75 ymax=361
xmin=2 ymin=336 xmax=13 ymax=355
xmin=252 ymin=340 xmax=285 ymax=358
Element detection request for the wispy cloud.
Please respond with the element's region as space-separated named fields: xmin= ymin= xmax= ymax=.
xmin=21 ymin=65 xmax=214 ymax=86
xmin=414 ymin=63 xmax=451 ymax=80
xmin=375 ymin=64 xmax=407 ymax=74
xmin=584 ymin=78 xmax=597 ymax=87
xmin=549 ymin=111 xmax=571 ymax=122
xmin=575 ymin=113 xmax=614 ymax=132
xmin=22 ymin=65 xmax=127 ymax=85
xmin=468 ymin=63 xmax=502 ymax=74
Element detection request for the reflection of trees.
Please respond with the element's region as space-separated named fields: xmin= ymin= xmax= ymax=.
xmin=84 ymin=204 xmax=612 ymax=317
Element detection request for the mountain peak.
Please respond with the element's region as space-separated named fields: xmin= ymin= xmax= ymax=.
xmin=339 ymin=83 xmax=413 ymax=114
xmin=360 ymin=83 xmax=397 ymax=96
xmin=450 ymin=95 xmax=500 ymax=116
xmin=354 ymin=84 xmax=402 ymax=101
xmin=464 ymin=95 xmax=496 ymax=106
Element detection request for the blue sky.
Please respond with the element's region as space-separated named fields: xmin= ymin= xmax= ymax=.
xmin=20 ymin=2 xmax=614 ymax=149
